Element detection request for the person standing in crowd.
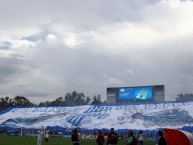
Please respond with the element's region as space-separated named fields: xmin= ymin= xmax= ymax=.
xmin=45 ymin=129 xmax=49 ymax=145
xmin=96 ymin=130 xmax=105 ymax=145
xmin=158 ymin=130 xmax=167 ymax=145
xmin=71 ymin=128 xmax=80 ymax=145
xmin=127 ymin=129 xmax=138 ymax=145
xmin=137 ymin=131 xmax=144 ymax=145
xmin=107 ymin=128 xmax=118 ymax=145
xmin=37 ymin=128 xmax=44 ymax=145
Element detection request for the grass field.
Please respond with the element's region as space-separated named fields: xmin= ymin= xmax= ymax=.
xmin=0 ymin=135 xmax=157 ymax=145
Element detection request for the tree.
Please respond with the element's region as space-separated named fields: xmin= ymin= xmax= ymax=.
xmin=38 ymin=101 xmax=51 ymax=106
xmin=85 ymin=96 xmax=91 ymax=105
xmin=49 ymin=97 xmax=66 ymax=106
xmin=38 ymin=92 xmax=92 ymax=106
xmin=64 ymin=91 xmax=90 ymax=106
xmin=0 ymin=96 xmax=14 ymax=110
xmin=176 ymin=93 xmax=193 ymax=102
xmin=91 ymin=95 xmax=103 ymax=105
xmin=0 ymin=91 xmax=104 ymax=110
xmin=13 ymin=96 xmax=34 ymax=106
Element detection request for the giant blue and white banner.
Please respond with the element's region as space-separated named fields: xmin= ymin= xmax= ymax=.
xmin=1 ymin=102 xmax=193 ymax=130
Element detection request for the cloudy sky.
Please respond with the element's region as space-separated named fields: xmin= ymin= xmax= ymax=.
xmin=0 ymin=0 xmax=193 ymax=103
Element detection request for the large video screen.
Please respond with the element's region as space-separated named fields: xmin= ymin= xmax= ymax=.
xmin=118 ymin=87 xmax=153 ymax=101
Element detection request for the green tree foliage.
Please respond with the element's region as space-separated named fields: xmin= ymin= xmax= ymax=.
xmin=0 ymin=96 xmax=34 ymax=111
xmin=49 ymin=97 xmax=66 ymax=106
xmin=91 ymin=95 xmax=103 ymax=105
xmin=38 ymin=92 xmax=92 ymax=106
xmin=64 ymin=91 xmax=91 ymax=106
xmin=176 ymin=93 xmax=193 ymax=102
xmin=85 ymin=96 xmax=91 ymax=105
xmin=13 ymin=96 xmax=34 ymax=106
xmin=0 ymin=91 xmax=104 ymax=111
xmin=0 ymin=96 xmax=14 ymax=110
xmin=38 ymin=101 xmax=51 ymax=106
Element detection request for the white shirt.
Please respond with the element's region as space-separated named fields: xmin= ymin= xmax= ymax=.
xmin=46 ymin=131 xmax=49 ymax=138
xmin=138 ymin=134 xmax=144 ymax=141
xmin=37 ymin=130 xmax=43 ymax=141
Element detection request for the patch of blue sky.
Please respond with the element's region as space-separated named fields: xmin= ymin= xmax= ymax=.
xmin=21 ymin=30 xmax=50 ymax=42
xmin=0 ymin=41 xmax=11 ymax=50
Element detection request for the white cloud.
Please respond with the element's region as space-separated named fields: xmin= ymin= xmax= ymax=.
xmin=1 ymin=0 xmax=193 ymax=103
xmin=0 ymin=50 xmax=14 ymax=58
xmin=104 ymin=78 xmax=124 ymax=86
xmin=63 ymin=33 xmax=78 ymax=48
xmin=46 ymin=34 xmax=56 ymax=41
xmin=10 ymin=40 xmax=36 ymax=49
xmin=125 ymin=69 xmax=134 ymax=75
xmin=90 ymin=1 xmax=193 ymax=54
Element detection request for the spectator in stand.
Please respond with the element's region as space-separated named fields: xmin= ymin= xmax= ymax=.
xmin=137 ymin=131 xmax=144 ymax=145
xmin=107 ymin=128 xmax=118 ymax=145
xmin=71 ymin=129 xmax=80 ymax=145
xmin=96 ymin=130 xmax=105 ymax=145
xmin=157 ymin=130 xmax=167 ymax=145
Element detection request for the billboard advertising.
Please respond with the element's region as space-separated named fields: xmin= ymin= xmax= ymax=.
xmin=118 ymin=87 xmax=153 ymax=101
xmin=107 ymin=85 xmax=165 ymax=103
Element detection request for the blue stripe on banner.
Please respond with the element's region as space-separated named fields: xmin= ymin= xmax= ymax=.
xmin=84 ymin=106 xmax=112 ymax=113
xmin=66 ymin=116 xmax=85 ymax=126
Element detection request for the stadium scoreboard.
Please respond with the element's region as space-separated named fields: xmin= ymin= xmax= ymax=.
xmin=107 ymin=85 xmax=165 ymax=104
